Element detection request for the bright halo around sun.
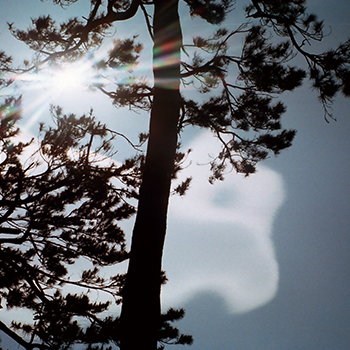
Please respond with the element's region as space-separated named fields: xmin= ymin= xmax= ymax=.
xmin=46 ymin=61 xmax=93 ymax=95
xmin=12 ymin=56 xmax=108 ymax=131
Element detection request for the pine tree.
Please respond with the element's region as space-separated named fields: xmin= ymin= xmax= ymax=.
xmin=1 ymin=0 xmax=350 ymax=349
xmin=0 ymin=100 xmax=192 ymax=349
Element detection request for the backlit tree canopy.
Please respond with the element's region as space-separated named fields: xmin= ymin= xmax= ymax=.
xmin=0 ymin=100 xmax=192 ymax=349
xmin=1 ymin=0 xmax=349 ymax=349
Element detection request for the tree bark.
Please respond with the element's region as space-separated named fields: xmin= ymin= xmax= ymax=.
xmin=119 ymin=0 xmax=182 ymax=349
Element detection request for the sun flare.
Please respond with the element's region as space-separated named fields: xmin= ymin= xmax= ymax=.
xmin=11 ymin=58 xmax=102 ymax=131
xmin=48 ymin=62 xmax=91 ymax=94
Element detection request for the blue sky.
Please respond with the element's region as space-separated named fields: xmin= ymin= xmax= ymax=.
xmin=1 ymin=1 xmax=350 ymax=349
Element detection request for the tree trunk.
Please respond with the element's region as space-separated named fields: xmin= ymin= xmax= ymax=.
xmin=119 ymin=0 xmax=182 ymax=349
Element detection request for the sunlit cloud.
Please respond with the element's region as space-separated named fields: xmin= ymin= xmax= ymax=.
xmin=162 ymin=131 xmax=286 ymax=313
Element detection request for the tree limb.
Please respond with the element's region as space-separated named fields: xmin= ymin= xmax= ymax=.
xmin=0 ymin=320 xmax=46 ymax=350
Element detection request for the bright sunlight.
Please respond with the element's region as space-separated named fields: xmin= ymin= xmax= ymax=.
xmin=45 ymin=61 xmax=94 ymax=96
xmin=12 ymin=58 xmax=104 ymax=131
xmin=50 ymin=64 xmax=87 ymax=93
xmin=17 ymin=58 xmax=99 ymax=100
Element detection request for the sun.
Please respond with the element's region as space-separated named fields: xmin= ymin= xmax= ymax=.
xmin=48 ymin=62 xmax=91 ymax=94
xmin=12 ymin=59 xmax=101 ymax=129
xmin=14 ymin=56 xmax=112 ymax=129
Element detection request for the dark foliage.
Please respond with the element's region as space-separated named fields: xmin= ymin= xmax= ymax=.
xmin=183 ymin=0 xmax=234 ymax=24
xmin=0 ymin=99 xmax=190 ymax=350
xmin=0 ymin=100 xmax=133 ymax=349
xmin=0 ymin=101 xmax=191 ymax=349
xmin=1 ymin=0 xmax=349 ymax=349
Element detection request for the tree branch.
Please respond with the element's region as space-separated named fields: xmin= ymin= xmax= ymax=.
xmin=140 ymin=2 xmax=154 ymax=41
xmin=81 ymin=0 xmax=141 ymax=40
xmin=0 ymin=320 xmax=46 ymax=350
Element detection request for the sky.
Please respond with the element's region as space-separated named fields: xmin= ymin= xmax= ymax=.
xmin=1 ymin=0 xmax=350 ymax=349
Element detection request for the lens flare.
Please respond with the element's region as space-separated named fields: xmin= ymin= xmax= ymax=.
xmin=9 ymin=55 xmax=106 ymax=133
xmin=48 ymin=63 xmax=89 ymax=93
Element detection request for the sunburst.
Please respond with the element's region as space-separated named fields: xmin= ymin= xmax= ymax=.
xmin=43 ymin=60 xmax=95 ymax=97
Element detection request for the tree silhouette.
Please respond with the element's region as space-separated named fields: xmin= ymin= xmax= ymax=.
xmin=0 ymin=100 xmax=192 ymax=349
xmin=0 ymin=99 xmax=137 ymax=350
xmin=1 ymin=0 xmax=350 ymax=349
